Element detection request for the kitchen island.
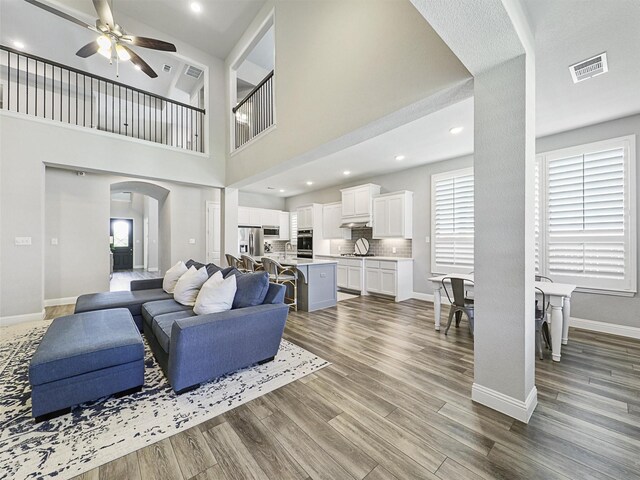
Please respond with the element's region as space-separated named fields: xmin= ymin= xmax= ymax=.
xmin=257 ymin=256 xmax=338 ymax=312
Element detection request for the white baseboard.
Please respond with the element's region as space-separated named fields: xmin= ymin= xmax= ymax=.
xmin=44 ymin=297 xmax=78 ymax=307
xmin=570 ymin=317 xmax=640 ymax=339
xmin=0 ymin=310 xmax=46 ymax=327
xmin=133 ymin=264 xmax=144 ymax=269
xmin=147 ymin=267 xmax=159 ymax=272
xmin=412 ymin=292 xmax=434 ymax=302
xmin=472 ymin=383 xmax=537 ymax=423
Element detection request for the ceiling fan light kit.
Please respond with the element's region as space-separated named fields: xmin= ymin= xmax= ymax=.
xmin=24 ymin=0 xmax=177 ymax=78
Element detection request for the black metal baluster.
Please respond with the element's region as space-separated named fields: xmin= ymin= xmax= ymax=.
xmin=35 ymin=60 xmax=38 ymax=117
xmin=52 ymin=63 xmax=55 ymax=120
xmin=75 ymin=72 xmax=78 ymax=125
xmin=7 ymin=51 xmax=10 ymax=111
xmin=16 ymin=54 xmax=20 ymax=113
xmin=59 ymin=66 xmax=62 ymax=122
xmin=97 ymin=79 xmax=100 ymax=128
xmin=26 ymin=56 xmax=29 ymax=114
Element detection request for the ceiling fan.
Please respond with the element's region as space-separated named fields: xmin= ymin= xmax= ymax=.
xmin=24 ymin=0 xmax=177 ymax=78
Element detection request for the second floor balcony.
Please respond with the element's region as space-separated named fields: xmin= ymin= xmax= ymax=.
xmin=0 ymin=45 xmax=206 ymax=153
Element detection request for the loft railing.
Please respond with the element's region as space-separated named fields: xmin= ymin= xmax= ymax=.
xmin=232 ymin=70 xmax=274 ymax=149
xmin=0 ymin=45 xmax=205 ymax=153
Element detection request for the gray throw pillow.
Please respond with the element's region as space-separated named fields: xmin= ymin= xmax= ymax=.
xmin=232 ymin=271 xmax=270 ymax=309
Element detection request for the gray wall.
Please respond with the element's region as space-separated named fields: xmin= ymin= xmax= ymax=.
xmin=536 ymin=114 xmax=640 ymax=328
xmin=239 ymin=191 xmax=286 ymax=210
xmin=285 ymin=154 xmax=475 ymax=298
xmin=44 ymin=168 xmax=219 ymax=302
xmin=285 ymin=113 xmax=640 ymax=329
xmin=110 ymin=193 xmax=145 ymax=268
xmin=144 ymin=196 xmax=160 ymax=271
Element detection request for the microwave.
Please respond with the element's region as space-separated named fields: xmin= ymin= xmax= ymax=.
xmin=263 ymin=226 xmax=280 ymax=237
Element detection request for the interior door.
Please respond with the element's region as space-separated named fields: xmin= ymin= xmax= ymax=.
xmin=206 ymin=202 xmax=221 ymax=264
xmin=110 ymin=218 xmax=134 ymax=270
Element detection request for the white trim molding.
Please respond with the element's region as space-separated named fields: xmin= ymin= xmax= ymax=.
xmin=570 ymin=317 xmax=640 ymax=339
xmin=147 ymin=267 xmax=159 ymax=272
xmin=44 ymin=297 xmax=78 ymax=307
xmin=0 ymin=310 xmax=46 ymax=327
xmin=412 ymin=292 xmax=434 ymax=302
xmin=472 ymin=384 xmax=538 ymax=424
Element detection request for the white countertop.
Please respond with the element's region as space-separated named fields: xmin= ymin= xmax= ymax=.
xmin=316 ymin=254 xmax=413 ymax=262
xmin=251 ymin=255 xmax=337 ymax=266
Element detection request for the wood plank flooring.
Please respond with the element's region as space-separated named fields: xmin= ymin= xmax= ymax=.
xmin=43 ymin=295 xmax=640 ymax=480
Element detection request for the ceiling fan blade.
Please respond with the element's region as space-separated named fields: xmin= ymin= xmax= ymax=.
xmin=76 ymin=41 xmax=99 ymax=58
xmin=24 ymin=0 xmax=96 ymax=31
xmin=92 ymin=0 xmax=115 ymax=28
xmin=121 ymin=45 xmax=158 ymax=78
xmin=122 ymin=35 xmax=177 ymax=52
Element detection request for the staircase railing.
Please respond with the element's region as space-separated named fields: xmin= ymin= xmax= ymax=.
xmin=0 ymin=44 xmax=206 ymax=153
xmin=233 ymin=70 xmax=274 ymax=149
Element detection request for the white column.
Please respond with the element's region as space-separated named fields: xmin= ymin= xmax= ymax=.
xmin=221 ymin=188 xmax=239 ymax=266
xmin=471 ymin=53 xmax=537 ymax=423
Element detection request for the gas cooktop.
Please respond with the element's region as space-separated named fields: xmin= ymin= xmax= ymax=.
xmin=340 ymin=253 xmax=375 ymax=257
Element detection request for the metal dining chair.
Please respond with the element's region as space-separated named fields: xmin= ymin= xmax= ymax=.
xmin=535 ymin=286 xmax=552 ymax=360
xmin=262 ymin=257 xmax=298 ymax=311
xmin=442 ymin=277 xmax=475 ymax=335
xmin=241 ymin=254 xmax=263 ymax=272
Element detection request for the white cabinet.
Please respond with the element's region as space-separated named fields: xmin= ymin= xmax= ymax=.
xmin=260 ymin=209 xmax=279 ymax=227
xmin=372 ymin=191 xmax=413 ymax=239
xmin=238 ymin=206 xmax=251 ymax=225
xmin=337 ymin=265 xmax=348 ymax=288
xmin=239 ymin=207 xmax=286 ymax=231
xmin=279 ymin=212 xmax=290 ymax=240
xmin=347 ymin=266 xmax=362 ymax=290
xmin=323 ymin=202 xmax=351 ymax=240
xmin=365 ymin=259 xmax=413 ymax=302
xmin=335 ymin=258 xmax=363 ymax=291
xmin=297 ymin=206 xmax=314 ymax=230
xmin=340 ymin=184 xmax=381 ymax=222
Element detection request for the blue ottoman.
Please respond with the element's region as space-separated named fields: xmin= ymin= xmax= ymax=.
xmin=29 ymin=308 xmax=144 ymax=421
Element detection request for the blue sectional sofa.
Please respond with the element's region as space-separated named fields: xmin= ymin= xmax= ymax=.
xmin=73 ymin=262 xmax=290 ymax=394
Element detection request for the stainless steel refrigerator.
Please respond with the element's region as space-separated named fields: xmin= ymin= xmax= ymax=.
xmin=238 ymin=226 xmax=264 ymax=257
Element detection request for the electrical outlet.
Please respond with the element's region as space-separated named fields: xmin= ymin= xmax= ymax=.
xmin=338 ymin=245 xmax=341 ymax=251
xmin=15 ymin=237 xmax=32 ymax=246
xmin=425 ymin=236 xmax=430 ymax=244
xmin=392 ymin=247 xmax=397 ymax=254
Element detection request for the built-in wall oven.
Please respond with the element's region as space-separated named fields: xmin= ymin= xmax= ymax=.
xmin=297 ymin=229 xmax=313 ymax=258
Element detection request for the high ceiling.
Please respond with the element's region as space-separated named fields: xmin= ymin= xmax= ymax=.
xmin=55 ymin=0 xmax=267 ymax=60
xmin=525 ymin=0 xmax=640 ymax=136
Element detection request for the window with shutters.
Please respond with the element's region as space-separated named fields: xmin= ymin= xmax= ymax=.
xmin=431 ymin=168 xmax=474 ymax=274
xmin=536 ymin=135 xmax=636 ymax=293
xmin=290 ymin=212 xmax=298 ymax=242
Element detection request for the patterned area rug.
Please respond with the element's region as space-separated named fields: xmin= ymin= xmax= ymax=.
xmin=0 ymin=321 xmax=329 ymax=480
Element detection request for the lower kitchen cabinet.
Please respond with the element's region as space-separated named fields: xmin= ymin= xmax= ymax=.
xmin=365 ymin=259 xmax=413 ymax=302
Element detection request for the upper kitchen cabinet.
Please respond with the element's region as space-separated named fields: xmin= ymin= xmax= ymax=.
xmin=297 ymin=205 xmax=314 ymax=230
xmin=323 ymin=202 xmax=351 ymax=239
xmin=340 ymin=184 xmax=381 ymax=226
xmin=372 ymin=191 xmax=413 ymax=239
xmin=279 ymin=211 xmax=290 ymax=240
xmin=260 ymin=209 xmax=280 ymax=227
xmin=238 ymin=206 xmax=260 ymax=226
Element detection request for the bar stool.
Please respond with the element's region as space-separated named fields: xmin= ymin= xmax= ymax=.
xmin=241 ymin=254 xmax=263 ymax=272
xmin=225 ymin=253 xmax=246 ymax=272
xmin=262 ymin=257 xmax=298 ymax=311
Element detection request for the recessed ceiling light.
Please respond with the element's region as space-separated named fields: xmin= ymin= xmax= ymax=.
xmin=395 ymin=155 xmax=405 ymax=161
xmin=279 ymin=189 xmax=285 ymax=193
xmin=13 ymin=40 xmax=25 ymax=49
xmin=190 ymin=2 xmax=202 ymax=13
xmin=343 ymin=170 xmax=351 ymax=176
xmin=449 ymin=126 xmax=464 ymax=135
xmin=306 ymin=181 xmax=313 ymax=186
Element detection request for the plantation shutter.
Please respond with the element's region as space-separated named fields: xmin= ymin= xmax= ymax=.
xmin=545 ymin=143 xmax=632 ymax=291
xmin=535 ymin=159 xmax=542 ymax=274
xmin=290 ymin=212 xmax=298 ymax=241
xmin=431 ymin=168 xmax=474 ymax=274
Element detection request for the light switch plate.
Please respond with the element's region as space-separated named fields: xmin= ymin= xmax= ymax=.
xmin=425 ymin=236 xmax=430 ymax=244
xmin=189 ymin=238 xmax=196 ymax=244
xmin=392 ymin=247 xmax=397 ymax=254
xmin=15 ymin=236 xmax=32 ymax=246
xmin=51 ymin=238 xmax=58 ymax=245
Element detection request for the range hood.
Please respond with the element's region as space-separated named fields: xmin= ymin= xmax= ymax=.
xmin=339 ymin=220 xmax=370 ymax=229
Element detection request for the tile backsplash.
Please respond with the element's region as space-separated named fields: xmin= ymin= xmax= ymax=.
xmin=265 ymin=239 xmax=294 ymax=254
xmin=329 ymin=228 xmax=412 ymax=258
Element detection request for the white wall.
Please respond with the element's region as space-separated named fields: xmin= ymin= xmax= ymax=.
xmin=144 ymin=196 xmax=160 ymax=271
xmin=225 ymin=0 xmax=471 ymax=186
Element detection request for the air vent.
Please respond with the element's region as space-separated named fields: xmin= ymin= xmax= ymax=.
xmin=185 ymin=65 xmax=203 ymax=79
xmin=162 ymin=64 xmax=172 ymax=73
xmin=569 ymin=52 xmax=608 ymax=83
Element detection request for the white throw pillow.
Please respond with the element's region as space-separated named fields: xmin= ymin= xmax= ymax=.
xmin=194 ymin=271 xmax=237 ymax=315
xmin=163 ymin=261 xmax=188 ymax=294
xmin=173 ymin=266 xmax=209 ymax=306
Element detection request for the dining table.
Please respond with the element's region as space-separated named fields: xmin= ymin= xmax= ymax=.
xmin=428 ymin=273 xmax=576 ymax=362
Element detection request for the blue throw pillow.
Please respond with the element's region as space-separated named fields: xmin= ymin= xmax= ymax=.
xmin=186 ymin=259 xmax=205 ymax=270
xmin=206 ymin=263 xmax=222 ymax=277
xmin=222 ymin=267 xmax=240 ymax=278
xmin=232 ymin=271 xmax=270 ymax=309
